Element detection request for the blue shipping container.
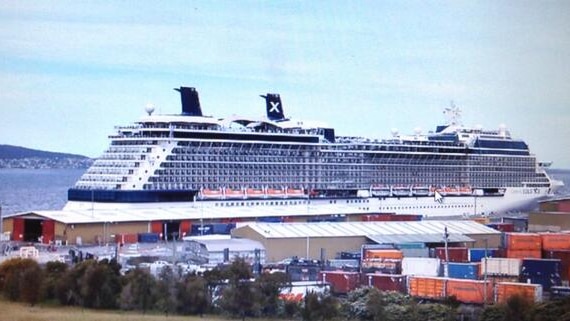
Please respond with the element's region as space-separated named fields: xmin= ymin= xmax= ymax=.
xmin=447 ymin=262 xmax=480 ymax=280
xmin=469 ymin=248 xmax=497 ymax=262
xmin=191 ymin=224 xmax=214 ymax=235
xmin=520 ymin=258 xmax=562 ymax=290
xmin=138 ymin=233 xmax=160 ymax=243
xmin=211 ymin=223 xmax=236 ymax=234
xmin=394 ymin=243 xmax=426 ymax=249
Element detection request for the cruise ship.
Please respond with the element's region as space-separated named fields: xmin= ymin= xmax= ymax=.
xmin=64 ymin=87 xmax=561 ymax=217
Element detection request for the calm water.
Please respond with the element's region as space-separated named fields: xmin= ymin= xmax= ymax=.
xmin=0 ymin=168 xmax=569 ymax=216
xmin=0 ymin=168 xmax=85 ymax=215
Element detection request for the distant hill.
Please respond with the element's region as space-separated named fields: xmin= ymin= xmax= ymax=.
xmin=0 ymin=144 xmax=89 ymax=159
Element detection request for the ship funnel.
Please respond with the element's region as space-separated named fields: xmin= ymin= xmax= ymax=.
xmin=261 ymin=93 xmax=285 ymax=121
xmin=175 ymin=87 xmax=203 ymax=116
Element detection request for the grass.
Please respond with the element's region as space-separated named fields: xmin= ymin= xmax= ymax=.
xmin=0 ymin=299 xmax=226 ymax=321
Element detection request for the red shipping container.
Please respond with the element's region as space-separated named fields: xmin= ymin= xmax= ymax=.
xmin=504 ymin=233 xmax=541 ymax=250
xmin=115 ymin=233 xmax=138 ymax=244
xmin=540 ymin=233 xmax=570 ymax=251
xmin=493 ymin=223 xmax=515 ymax=233
xmin=366 ymin=273 xmax=407 ymax=293
xmin=318 ymin=271 xmax=360 ymax=295
xmin=435 ymin=247 xmax=469 ymax=262
xmin=543 ymin=250 xmax=570 ymax=281
xmin=496 ymin=282 xmax=543 ymax=303
xmin=506 ymin=249 xmax=541 ymax=259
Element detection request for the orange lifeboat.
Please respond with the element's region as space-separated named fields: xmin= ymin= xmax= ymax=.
xmin=225 ymin=188 xmax=245 ymax=199
xmin=266 ymin=188 xmax=286 ymax=198
xmin=459 ymin=186 xmax=472 ymax=195
xmin=286 ymin=187 xmax=305 ymax=198
xmin=200 ymin=188 xmax=223 ymax=199
xmin=246 ymin=188 xmax=265 ymax=198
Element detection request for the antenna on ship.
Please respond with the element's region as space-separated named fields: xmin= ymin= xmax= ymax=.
xmin=443 ymin=100 xmax=462 ymax=126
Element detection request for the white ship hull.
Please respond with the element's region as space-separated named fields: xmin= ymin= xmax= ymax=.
xmin=63 ymin=186 xmax=553 ymax=218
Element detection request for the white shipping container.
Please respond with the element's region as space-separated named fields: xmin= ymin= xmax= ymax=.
xmin=402 ymin=257 xmax=441 ymax=276
xmin=481 ymin=258 xmax=522 ymax=276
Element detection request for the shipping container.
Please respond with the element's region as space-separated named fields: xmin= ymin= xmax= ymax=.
xmin=363 ymin=249 xmax=403 ymax=260
xmin=211 ymin=222 xmax=236 ymax=234
xmin=286 ymin=265 xmax=321 ymax=282
xmin=486 ymin=223 xmax=515 ymax=233
xmin=540 ymin=233 xmax=570 ymax=251
xmin=394 ymin=242 xmax=426 ymax=249
xmin=505 ymin=249 xmax=541 ymax=259
xmin=480 ymin=258 xmax=521 ymax=276
xmin=366 ymin=273 xmax=407 ymax=293
xmin=190 ymin=224 xmax=214 ymax=235
xmin=447 ymin=262 xmax=480 ymax=280
xmin=402 ymin=257 xmax=441 ymax=277
xmin=550 ymin=286 xmax=570 ymax=299
xmin=339 ymin=251 xmax=361 ymax=260
xmin=486 ymin=275 xmax=519 ymax=284
xmin=434 ymin=247 xmax=469 ymax=262
xmin=469 ymin=248 xmax=498 ymax=262
xmin=543 ymin=250 xmax=570 ymax=281
xmin=326 ymin=259 xmax=360 ymax=272
xmin=137 ymin=233 xmax=160 ymax=243
xmin=496 ymin=282 xmax=543 ymax=303
xmin=257 ymin=216 xmax=284 ymax=223
xmin=115 ymin=233 xmax=138 ymax=244
xmin=318 ymin=271 xmax=360 ymax=295
xmin=361 ymin=259 xmax=402 ymax=275
xmin=399 ymin=248 xmax=430 ymax=258
xmin=502 ymin=233 xmax=541 ymax=250
xmin=446 ymin=279 xmax=493 ymax=305
xmin=520 ymin=258 xmax=561 ymax=291
xmin=408 ymin=276 xmax=446 ymax=299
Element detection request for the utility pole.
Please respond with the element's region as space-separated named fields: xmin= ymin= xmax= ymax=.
xmin=483 ymin=238 xmax=489 ymax=306
xmin=443 ymin=226 xmax=450 ymax=277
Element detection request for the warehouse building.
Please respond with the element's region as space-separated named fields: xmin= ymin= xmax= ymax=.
xmin=231 ymin=220 xmax=501 ymax=262
xmin=0 ymin=203 xmax=370 ymax=245
xmin=528 ymin=197 xmax=570 ymax=232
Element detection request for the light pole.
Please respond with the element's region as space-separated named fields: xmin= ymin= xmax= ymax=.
xmin=443 ymin=226 xmax=450 ymax=277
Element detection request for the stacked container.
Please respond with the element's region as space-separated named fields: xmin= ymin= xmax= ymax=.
xmin=540 ymin=233 xmax=570 ymax=283
xmin=496 ymin=282 xmax=543 ymax=303
xmin=394 ymin=243 xmax=430 ymax=258
xmin=480 ymin=257 xmax=521 ymax=278
xmin=519 ymin=258 xmax=561 ymax=291
xmin=366 ymin=273 xmax=407 ymax=293
xmin=318 ymin=271 xmax=360 ymax=295
xmin=447 ymin=262 xmax=480 ymax=280
xmin=361 ymin=249 xmax=403 ymax=274
xmin=402 ymin=257 xmax=441 ymax=277
xmin=446 ymin=279 xmax=493 ymax=304
xmin=434 ymin=247 xmax=469 ymax=262
xmin=408 ymin=276 xmax=446 ymax=299
xmin=469 ymin=248 xmax=498 ymax=263
xmin=502 ymin=233 xmax=541 ymax=259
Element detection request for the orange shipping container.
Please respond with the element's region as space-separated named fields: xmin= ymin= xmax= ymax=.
xmin=540 ymin=233 xmax=570 ymax=251
xmin=364 ymin=249 xmax=404 ymax=260
xmin=504 ymin=233 xmax=541 ymax=250
xmin=446 ymin=279 xmax=493 ymax=305
xmin=408 ymin=276 xmax=446 ymax=299
xmin=496 ymin=282 xmax=543 ymax=303
xmin=506 ymin=249 xmax=541 ymax=259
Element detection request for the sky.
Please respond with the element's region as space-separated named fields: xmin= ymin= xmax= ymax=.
xmin=1 ymin=1 xmax=569 ymax=168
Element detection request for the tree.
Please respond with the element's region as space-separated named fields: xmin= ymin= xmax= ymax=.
xmin=154 ymin=265 xmax=179 ymax=316
xmin=255 ymin=271 xmax=288 ymax=317
xmin=43 ymin=261 xmax=68 ymax=301
xmin=119 ymin=268 xmax=156 ymax=313
xmin=216 ymin=258 xmax=259 ymax=320
xmin=19 ymin=261 xmax=43 ymax=306
xmin=0 ymin=258 xmax=42 ymax=302
xmin=300 ymin=291 xmax=339 ymax=321
xmin=177 ymin=274 xmax=210 ymax=316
